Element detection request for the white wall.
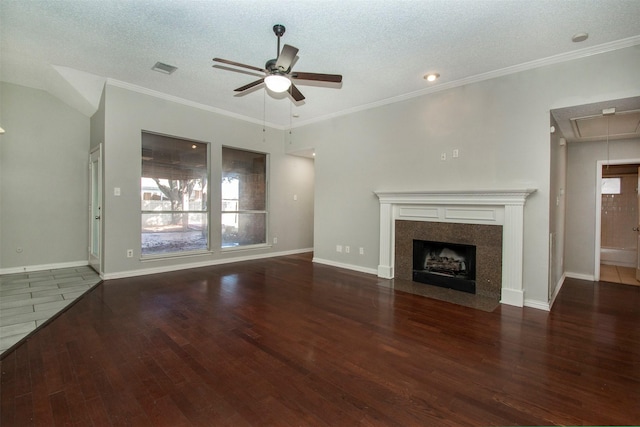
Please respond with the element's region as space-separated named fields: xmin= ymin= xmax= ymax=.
xmin=289 ymin=46 xmax=640 ymax=306
xmin=565 ymin=137 xmax=640 ymax=278
xmin=0 ymin=82 xmax=90 ymax=271
xmin=99 ymin=83 xmax=314 ymax=276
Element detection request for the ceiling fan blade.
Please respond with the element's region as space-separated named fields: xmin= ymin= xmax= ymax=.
xmin=292 ymin=72 xmax=342 ymax=83
xmin=275 ymin=44 xmax=299 ymax=72
xmin=212 ymin=64 xmax=263 ymax=78
xmin=234 ymin=78 xmax=265 ymax=92
xmin=289 ymin=83 xmax=305 ymax=102
xmin=213 ymin=58 xmax=266 ymax=73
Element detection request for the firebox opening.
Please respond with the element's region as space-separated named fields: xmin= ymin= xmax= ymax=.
xmin=412 ymin=239 xmax=477 ymax=294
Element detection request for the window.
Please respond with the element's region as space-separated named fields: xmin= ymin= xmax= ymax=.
xmin=602 ymin=177 xmax=621 ymax=195
xmin=221 ymin=147 xmax=267 ymax=248
xmin=141 ymin=132 xmax=208 ymax=256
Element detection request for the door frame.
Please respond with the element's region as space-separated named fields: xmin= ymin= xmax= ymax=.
xmin=89 ymin=144 xmax=102 ymax=274
xmin=594 ymin=157 xmax=640 ymax=281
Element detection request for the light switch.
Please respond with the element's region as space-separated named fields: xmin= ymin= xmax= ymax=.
xmin=114 ymin=187 xmax=121 ymax=196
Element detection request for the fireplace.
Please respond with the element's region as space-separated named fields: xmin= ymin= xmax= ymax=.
xmin=395 ymin=220 xmax=501 ymax=299
xmin=374 ymin=189 xmax=536 ymax=307
xmin=412 ymin=240 xmax=476 ymax=294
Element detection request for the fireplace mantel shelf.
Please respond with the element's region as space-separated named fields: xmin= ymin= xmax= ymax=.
xmin=374 ymin=189 xmax=536 ymax=205
xmin=374 ymin=188 xmax=536 ymax=307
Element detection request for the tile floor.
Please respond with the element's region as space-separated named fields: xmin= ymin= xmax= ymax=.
xmin=600 ymin=264 xmax=640 ymax=286
xmin=0 ymin=266 xmax=101 ymax=355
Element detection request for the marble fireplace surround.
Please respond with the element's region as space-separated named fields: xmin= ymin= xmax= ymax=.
xmin=374 ymin=189 xmax=536 ymax=307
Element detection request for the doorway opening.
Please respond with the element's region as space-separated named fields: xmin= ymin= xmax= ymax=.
xmin=595 ymin=159 xmax=640 ymax=284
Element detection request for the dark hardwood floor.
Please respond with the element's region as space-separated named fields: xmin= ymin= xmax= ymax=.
xmin=2 ymin=253 xmax=639 ymax=426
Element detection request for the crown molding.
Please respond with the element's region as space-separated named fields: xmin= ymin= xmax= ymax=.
xmin=104 ymin=35 xmax=640 ymax=130
xmin=294 ymin=35 xmax=640 ymax=128
xmin=106 ymin=78 xmax=287 ymax=130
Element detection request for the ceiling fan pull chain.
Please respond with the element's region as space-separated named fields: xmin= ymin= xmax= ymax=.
xmin=289 ymin=101 xmax=293 ymax=138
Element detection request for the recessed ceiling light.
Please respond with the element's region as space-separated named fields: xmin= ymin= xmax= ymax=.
xmin=572 ymin=32 xmax=588 ymax=43
xmin=152 ymin=62 xmax=178 ymax=74
xmin=424 ymin=73 xmax=440 ymax=82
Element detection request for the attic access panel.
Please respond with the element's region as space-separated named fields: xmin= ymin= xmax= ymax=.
xmin=571 ymin=110 xmax=640 ymax=140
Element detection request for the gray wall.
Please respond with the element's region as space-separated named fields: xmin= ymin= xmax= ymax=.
xmin=0 ymin=82 xmax=90 ymax=270
xmin=565 ymin=137 xmax=640 ymax=278
xmin=288 ymin=46 xmax=640 ymax=306
xmin=100 ymin=83 xmax=314 ymax=275
xmin=549 ymin=116 xmax=567 ymax=299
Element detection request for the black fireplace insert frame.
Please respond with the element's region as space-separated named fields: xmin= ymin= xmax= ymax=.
xmin=412 ymin=239 xmax=477 ymax=294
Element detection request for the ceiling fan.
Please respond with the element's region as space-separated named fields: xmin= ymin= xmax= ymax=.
xmin=212 ymin=24 xmax=342 ymax=102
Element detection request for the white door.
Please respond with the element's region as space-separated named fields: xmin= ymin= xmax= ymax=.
xmin=89 ymin=146 xmax=102 ymax=273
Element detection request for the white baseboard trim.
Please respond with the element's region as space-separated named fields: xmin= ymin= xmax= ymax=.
xmin=0 ymin=260 xmax=89 ymax=275
xmin=565 ymin=271 xmax=595 ymax=281
xmin=548 ymin=273 xmax=566 ymax=309
xmin=102 ymin=248 xmax=313 ymax=280
xmin=524 ymin=298 xmax=551 ymax=311
xmin=500 ymin=288 xmax=524 ymax=307
xmin=377 ymin=264 xmax=393 ymax=279
xmin=312 ymin=257 xmax=378 ymax=276
xmin=601 ymin=260 xmax=636 ymax=268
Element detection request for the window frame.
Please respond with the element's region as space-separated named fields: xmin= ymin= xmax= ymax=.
xmin=140 ymin=131 xmax=212 ymax=259
xmin=220 ymin=146 xmax=269 ymax=251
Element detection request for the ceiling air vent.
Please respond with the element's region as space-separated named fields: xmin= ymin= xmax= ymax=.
xmin=152 ymin=62 xmax=178 ymax=75
xmin=570 ymin=110 xmax=640 ymax=141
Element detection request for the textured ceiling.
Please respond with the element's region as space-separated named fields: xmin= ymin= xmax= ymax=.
xmin=2 ymin=0 xmax=640 ymax=128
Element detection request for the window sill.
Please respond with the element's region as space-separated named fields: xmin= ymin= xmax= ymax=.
xmin=220 ymin=244 xmax=271 ymax=253
xmin=141 ymin=250 xmax=213 ymax=262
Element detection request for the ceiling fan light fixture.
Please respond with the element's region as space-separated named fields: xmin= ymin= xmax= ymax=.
xmin=265 ymin=74 xmax=291 ymax=93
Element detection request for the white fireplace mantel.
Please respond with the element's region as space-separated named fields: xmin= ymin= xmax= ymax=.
xmin=374 ymin=189 xmax=536 ymax=307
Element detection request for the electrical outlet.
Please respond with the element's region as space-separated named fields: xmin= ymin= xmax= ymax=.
xmin=359 ymin=247 xmax=364 ymax=255
xmin=440 ymin=152 xmax=446 ymax=161
xmin=336 ymin=245 xmax=342 ymax=253
xmin=345 ymin=246 xmax=350 ymax=254
xmin=126 ymin=249 xmax=133 ymax=258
